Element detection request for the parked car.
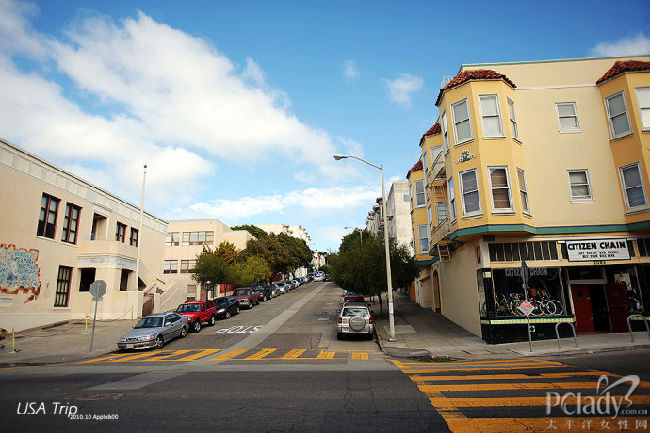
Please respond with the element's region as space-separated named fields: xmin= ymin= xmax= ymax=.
xmin=233 ymin=287 xmax=261 ymax=309
xmin=117 ymin=312 xmax=188 ymax=350
xmin=291 ymin=279 xmax=299 ymax=288
xmin=176 ymin=300 xmax=217 ymax=332
xmin=253 ymin=285 xmax=272 ymax=302
xmin=323 ymin=274 xmax=331 ymax=282
xmin=336 ymin=302 xmax=374 ymax=340
xmin=343 ymin=292 xmax=365 ymax=302
xmin=313 ymin=274 xmax=324 ymax=282
xmin=284 ymin=281 xmax=294 ymax=291
xmin=213 ymin=296 xmax=240 ymax=319
xmin=275 ymin=282 xmax=287 ymax=294
xmin=270 ymin=284 xmax=281 ymax=297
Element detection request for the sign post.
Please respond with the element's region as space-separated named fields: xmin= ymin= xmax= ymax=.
xmin=88 ymin=280 xmax=106 ymax=353
xmin=521 ymin=260 xmax=532 ymax=352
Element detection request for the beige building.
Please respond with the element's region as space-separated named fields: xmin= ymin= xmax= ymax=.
xmin=0 ymin=138 xmax=168 ymax=331
xmin=386 ymin=181 xmax=414 ymax=254
xmin=256 ymin=224 xmax=312 ymax=278
xmin=414 ymin=56 xmax=649 ymax=343
xmin=162 ymin=219 xmax=255 ymax=301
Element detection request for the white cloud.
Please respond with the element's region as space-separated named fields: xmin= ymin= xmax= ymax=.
xmin=178 ymin=185 xmax=380 ymax=222
xmin=383 ymin=73 xmax=423 ymax=108
xmin=0 ymin=1 xmax=362 ymax=204
xmin=591 ymin=33 xmax=650 ymax=57
xmin=318 ymin=226 xmax=350 ymax=244
xmin=343 ymin=60 xmax=359 ymax=79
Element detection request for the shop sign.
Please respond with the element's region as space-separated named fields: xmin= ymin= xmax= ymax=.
xmin=566 ymin=239 xmax=629 ymax=262
xmin=518 ymin=301 xmax=535 ymax=317
xmin=504 ymin=267 xmax=548 ymax=277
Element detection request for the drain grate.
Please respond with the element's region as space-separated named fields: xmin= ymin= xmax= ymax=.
xmin=76 ymin=392 xmax=124 ymax=401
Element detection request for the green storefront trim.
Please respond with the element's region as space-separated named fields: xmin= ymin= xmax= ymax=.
xmin=448 ymin=220 xmax=650 ymax=240
xmin=416 ymin=258 xmax=437 ymax=266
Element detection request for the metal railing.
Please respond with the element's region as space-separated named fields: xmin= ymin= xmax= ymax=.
xmin=555 ymin=322 xmax=578 ymax=349
xmin=626 ymin=314 xmax=650 ymax=343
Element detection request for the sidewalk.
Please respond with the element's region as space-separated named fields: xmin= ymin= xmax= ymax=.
xmin=0 ymin=319 xmax=134 ymax=366
xmin=371 ymin=292 xmax=650 ymax=360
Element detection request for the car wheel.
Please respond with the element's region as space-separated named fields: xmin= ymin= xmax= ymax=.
xmin=236 ymin=306 xmax=240 ymax=314
xmin=264 ymin=295 xmax=269 ymax=302
xmin=180 ymin=326 xmax=188 ymax=338
xmin=225 ymin=311 xmax=231 ymax=319
xmin=193 ymin=320 xmax=201 ymax=333
xmin=336 ymin=332 xmax=342 ymax=340
xmin=208 ymin=315 xmax=216 ymax=326
xmin=154 ymin=335 xmax=164 ymax=349
xmin=367 ymin=332 xmax=373 ymax=340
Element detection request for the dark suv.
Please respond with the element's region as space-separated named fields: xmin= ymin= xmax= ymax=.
xmin=213 ymin=296 xmax=240 ymax=319
xmin=253 ymin=285 xmax=272 ymax=302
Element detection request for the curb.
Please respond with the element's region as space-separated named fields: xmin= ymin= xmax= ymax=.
xmin=0 ymin=348 xmax=119 ymax=368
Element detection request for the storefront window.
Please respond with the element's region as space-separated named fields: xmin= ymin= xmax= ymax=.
xmin=489 ymin=267 xmax=567 ymax=317
xmin=607 ymin=266 xmax=644 ymax=314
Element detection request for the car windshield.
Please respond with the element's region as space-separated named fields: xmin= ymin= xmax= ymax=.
xmin=214 ymin=299 xmax=227 ymax=307
xmin=176 ymin=303 xmax=200 ymax=312
xmin=235 ymin=289 xmax=251 ymax=296
xmin=134 ymin=317 xmax=163 ymax=328
xmin=342 ymin=308 xmax=367 ymax=317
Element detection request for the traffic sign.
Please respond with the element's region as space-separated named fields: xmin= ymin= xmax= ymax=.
xmin=518 ymin=300 xmax=535 ymax=317
xmin=90 ymin=280 xmax=106 ymax=301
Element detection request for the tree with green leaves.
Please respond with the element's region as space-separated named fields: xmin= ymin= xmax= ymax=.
xmin=330 ymin=232 xmax=418 ymax=313
xmin=234 ymin=255 xmax=272 ymax=285
xmin=215 ymin=241 xmax=239 ymax=265
xmin=192 ymin=246 xmax=236 ymax=287
xmin=230 ymin=224 xmax=268 ymax=239
xmin=277 ymin=233 xmax=312 ymax=278
xmin=244 ymin=234 xmax=291 ymax=276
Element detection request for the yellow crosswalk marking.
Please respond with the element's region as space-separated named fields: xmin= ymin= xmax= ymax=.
xmin=418 ymin=381 xmax=650 ymax=393
xmin=74 ymin=353 xmax=133 ymax=364
xmin=316 ymin=350 xmax=335 ymax=359
xmin=145 ymin=350 xmax=192 ymax=361
xmin=111 ymin=350 xmax=164 ymax=362
xmin=428 ymin=394 xmax=650 ymax=408
xmin=244 ymin=348 xmax=277 ymax=360
xmin=408 ymin=371 xmax=629 ymax=382
xmin=401 ymin=365 xmax=564 ymax=373
xmin=281 ymin=349 xmax=306 ymax=359
xmin=208 ymin=349 xmax=247 ymax=361
xmin=444 ymin=416 xmax=647 ymax=433
xmin=351 ymin=352 xmax=369 ymax=360
xmin=175 ymin=349 xmax=221 ymax=361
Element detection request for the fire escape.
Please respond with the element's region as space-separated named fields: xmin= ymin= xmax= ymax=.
xmin=427 ymin=150 xmax=458 ymax=262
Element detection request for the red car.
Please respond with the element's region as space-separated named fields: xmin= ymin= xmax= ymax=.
xmin=233 ymin=287 xmax=261 ymax=309
xmin=344 ymin=292 xmax=365 ymax=302
xmin=175 ymin=300 xmax=217 ymax=333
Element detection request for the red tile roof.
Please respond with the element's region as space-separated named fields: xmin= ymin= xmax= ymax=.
xmin=406 ymin=159 xmax=423 ymax=178
xmin=596 ymin=60 xmax=650 ymax=85
xmin=424 ymin=122 xmax=441 ymax=136
xmin=435 ymin=69 xmax=516 ymax=106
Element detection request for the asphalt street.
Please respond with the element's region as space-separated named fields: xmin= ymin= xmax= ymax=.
xmin=1 ymin=282 xmax=648 ymax=433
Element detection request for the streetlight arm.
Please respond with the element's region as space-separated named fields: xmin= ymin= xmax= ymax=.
xmin=333 ymin=154 xmax=381 ymax=170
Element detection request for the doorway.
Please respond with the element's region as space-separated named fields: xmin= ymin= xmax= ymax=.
xmin=570 ymin=284 xmax=611 ymax=333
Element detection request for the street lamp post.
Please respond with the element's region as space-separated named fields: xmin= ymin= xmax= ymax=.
xmin=334 ymin=154 xmax=396 ymax=342
xmin=135 ymin=164 xmax=147 ymax=293
xmin=344 ymin=226 xmax=363 ymax=244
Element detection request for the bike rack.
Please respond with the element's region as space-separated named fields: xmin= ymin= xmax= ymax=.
xmin=555 ymin=322 xmax=578 ymax=349
xmin=626 ymin=314 xmax=650 ymax=343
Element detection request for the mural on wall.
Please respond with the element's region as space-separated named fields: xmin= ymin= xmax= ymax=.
xmin=0 ymin=244 xmax=41 ymax=302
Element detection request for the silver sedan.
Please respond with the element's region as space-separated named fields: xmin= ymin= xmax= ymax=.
xmin=117 ymin=312 xmax=188 ymax=350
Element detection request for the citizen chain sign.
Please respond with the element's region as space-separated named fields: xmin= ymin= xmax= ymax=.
xmin=566 ymin=239 xmax=630 ymax=262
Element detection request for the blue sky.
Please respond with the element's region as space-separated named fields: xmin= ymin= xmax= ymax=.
xmin=1 ymin=0 xmax=649 ymax=251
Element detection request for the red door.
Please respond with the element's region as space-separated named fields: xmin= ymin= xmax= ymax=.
xmin=571 ymin=284 xmax=595 ymax=332
xmin=605 ymin=283 xmax=627 ymax=332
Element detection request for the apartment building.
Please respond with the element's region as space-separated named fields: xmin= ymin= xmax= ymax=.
xmin=0 ymin=139 xmax=168 ymax=331
xmin=364 ymin=199 xmax=382 ymax=236
xmin=415 ymin=56 xmax=649 ymax=343
xmin=385 ymin=181 xmax=414 ymax=254
xmin=162 ymin=219 xmax=255 ymax=301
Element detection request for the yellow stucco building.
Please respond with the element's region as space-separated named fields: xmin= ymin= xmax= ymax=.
xmin=412 ymin=56 xmax=649 ymax=343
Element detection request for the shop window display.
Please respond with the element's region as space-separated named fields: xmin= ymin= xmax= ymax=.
xmin=481 ymin=267 xmax=568 ymax=318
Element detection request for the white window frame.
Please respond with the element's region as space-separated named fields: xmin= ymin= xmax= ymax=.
xmin=517 ymin=168 xmax=530 ymax=215
xmin=409 ymin=184 xmax=414 ymax=211
xmin=619 ymin=162 xmax=648 ymax=211
xmin=435 ymin=202 xmax=448 ymax=225
xmin=478 ymin=94 xmax=504 ymax=138
xmin=459 ymin=168 xmax=482 ymax=217
xmin=555 ymin=102 xmax=581 ymax=132
xmin=605 ymin=90 xmax=632 ymax=139
xmin=423 ymin=151 xmax=429 ymax=177
xmin=447 ymin=177 xmax=457 ymax=222
xmin=417 ymin=224 xmax=429 ymax=254
xmin=567 ymin=169 xmax=593 ymax=202
xmin=487 ymin=166 xmax=513 ymax=213
xmin=427 ymin=205 xmax=432 ymax=227
xmin=414 ymin=179 xmax=426 ymax=207
xmin=507 ymin=97 xmax=519 ymax=141
xmin=635 ymin=87 xmax=650 ymax=131
xmin=451 ymin=98 xmax=473 ymax=145
xmin=441 ymin=111 xmax=449 ymax=153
